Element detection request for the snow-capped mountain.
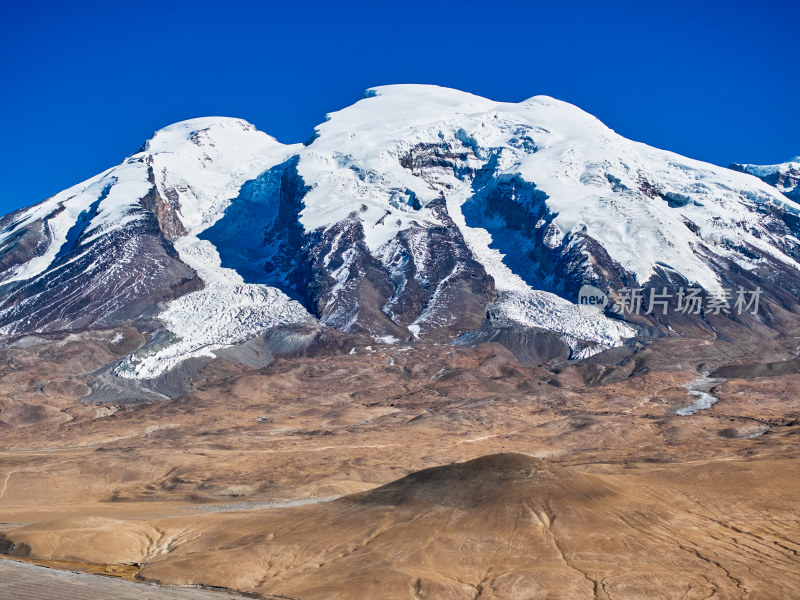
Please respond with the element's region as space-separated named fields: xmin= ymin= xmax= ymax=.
xmin=0 ymin=118 xmax=314 ymax=377
xmin=1 ymin=85 xmax=799 ymax=378
xmin=293 ymin=86 xmax=800 ymax=341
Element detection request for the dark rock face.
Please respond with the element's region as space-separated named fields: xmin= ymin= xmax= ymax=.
xmin=305 ymin=216 xmax=406 ymax=338
xmin=0 ymin=217 xmax=52 ymax=282
xmin=140 ymin=164 xmax=188 ymax=241
xmin=300 ymin=209 xmax=495 ymax=342
xmin=376 ymin=197 xmax=495 ymax=340
xmin=399 ymin=142 xmax=474 ymax=181
xmin=453 ymin=326 xmax=572 ymax=365
xmin=0 ymin=198 xmax=200 ymax=335
xmin=301 ymin=192 xmax=495 ymax=339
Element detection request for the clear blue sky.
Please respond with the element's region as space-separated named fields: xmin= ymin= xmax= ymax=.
xmin=1 ymin=0 xmax=798 ymax=216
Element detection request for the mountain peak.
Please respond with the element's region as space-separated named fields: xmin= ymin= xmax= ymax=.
xmin=140 ymin=116 xmax=280 ymax=161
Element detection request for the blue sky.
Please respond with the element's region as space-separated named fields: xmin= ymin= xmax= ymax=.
xmin=1 ymin=0 xmax=798 ymax=216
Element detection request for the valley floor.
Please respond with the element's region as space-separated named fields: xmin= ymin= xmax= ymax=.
xmin=1 ymin=336 xmax=799 ymax=599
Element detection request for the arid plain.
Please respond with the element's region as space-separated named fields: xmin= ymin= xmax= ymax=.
xmin=1 ymin=329 xmax=799 ymax=599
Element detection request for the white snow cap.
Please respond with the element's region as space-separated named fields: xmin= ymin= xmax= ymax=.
xmin=141 ymin=116 xmax=299 ymax=234
xmin=299 ymin=84 xmax=800 ymax=293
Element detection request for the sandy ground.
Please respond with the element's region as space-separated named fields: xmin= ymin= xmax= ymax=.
xmin=0 ymin=559 xmax=254 ymax=599
xmin=1 ymin=335 xmax=799 ymax=598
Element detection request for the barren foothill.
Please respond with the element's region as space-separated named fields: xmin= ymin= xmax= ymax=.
xmin=1 ymin=334 xmax=799 ymax=598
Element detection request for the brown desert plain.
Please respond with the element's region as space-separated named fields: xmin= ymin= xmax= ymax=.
xmin=0 ymin=328 xmax=799 ymax=599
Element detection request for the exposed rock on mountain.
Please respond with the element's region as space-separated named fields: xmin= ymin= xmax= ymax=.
xmin=730 ymin=157 xmax=800 ymax=202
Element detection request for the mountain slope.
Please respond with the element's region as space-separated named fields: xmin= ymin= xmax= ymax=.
xmin=294 ymin=86 xmax=800 ymax=340
xmin=0 ymin=160 xmax=201 ymax=334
